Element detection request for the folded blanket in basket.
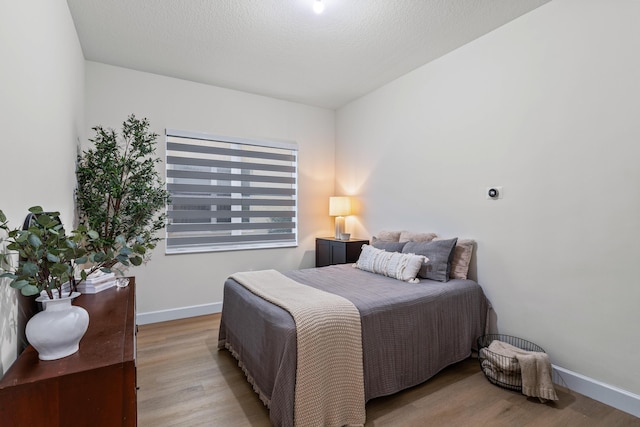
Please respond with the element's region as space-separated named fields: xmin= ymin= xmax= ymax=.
xmin=480 ymin=345 xmax=521 ymax=373
xmin=485 ymin=340 xmax=558 ymax=402
xmin=481 ymin=359 xmax=522 ymax=389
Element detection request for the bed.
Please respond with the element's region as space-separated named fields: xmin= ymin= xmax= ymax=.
xmin=218 ymin=262 xmax=489 ymax=427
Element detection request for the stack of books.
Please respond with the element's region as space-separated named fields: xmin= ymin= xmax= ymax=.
xmin=76 ymin=271 xmax=117 ymax=294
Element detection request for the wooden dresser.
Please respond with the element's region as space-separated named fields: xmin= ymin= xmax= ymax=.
xmin=0 ymin=280 xmax=137 ymax=426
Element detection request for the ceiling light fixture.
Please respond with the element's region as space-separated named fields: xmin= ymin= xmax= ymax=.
xmin=313 ymin=0 xmax=325 ymax=14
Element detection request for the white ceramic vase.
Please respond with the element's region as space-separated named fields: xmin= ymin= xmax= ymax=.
xmin=26 ymin=291 xmax=89 ymax=360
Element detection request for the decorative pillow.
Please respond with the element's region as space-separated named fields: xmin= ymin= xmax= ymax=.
xmin=402 ymin=238 xmax=458 ymax=282
xmin=372 ymin=230 xmax=401 ymax=242
xmin=435 ymin=238 xmax=475 ymax=279
xmin=372 ymin=240 xmax=408 ymax=252
xmin=355 ymin=244 xmax=426 ymax=283
xmin=399 ymin=231 xmax=437 ymax=243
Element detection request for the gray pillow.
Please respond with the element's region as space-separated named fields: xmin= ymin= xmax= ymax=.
xmin=402 ymin=238 xmax=458 ymax=282
xmin=372 ymin=241 xmax=408 ymax=253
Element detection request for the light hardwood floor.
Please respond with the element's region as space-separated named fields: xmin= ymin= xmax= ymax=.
xmin=137 ymin=314 xmax=640 ymax=426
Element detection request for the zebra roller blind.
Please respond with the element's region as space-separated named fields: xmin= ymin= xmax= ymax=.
xmin=165 ymin=129 xmax=298 ymax=253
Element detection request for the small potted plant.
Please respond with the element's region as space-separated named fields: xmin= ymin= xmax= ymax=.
xmin=0 ymin=206 xmax=145 ymax=360
xmin=1 ymin=207 xmax=96 ymax=298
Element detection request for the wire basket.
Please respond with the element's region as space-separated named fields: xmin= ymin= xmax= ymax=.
xmin=477 ymin=334 xmax=545 ymax=391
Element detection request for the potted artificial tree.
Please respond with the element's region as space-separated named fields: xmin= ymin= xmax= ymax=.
xmin=0 ymin=207 xmax=144 ymax=360
xmin=75 ymin=114 xmax=170 ymax=277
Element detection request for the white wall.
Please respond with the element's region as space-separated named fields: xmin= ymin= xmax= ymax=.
xmin=84 ymin=62 xmax=335 ymax=318
xmin=0 ymin=0 xmax=84 ymax=375
xmin=336 ymin=0 xmax=640 ymax=398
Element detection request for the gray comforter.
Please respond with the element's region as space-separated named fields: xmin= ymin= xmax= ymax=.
xmin=218 ymin=264 xmax=488 ymax=427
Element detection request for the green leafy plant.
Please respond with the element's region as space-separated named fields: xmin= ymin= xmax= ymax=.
xmin=75 ymin=114 xmax=170 ymax=273
xmin=0 ymin=207 xmax=142 ymax=299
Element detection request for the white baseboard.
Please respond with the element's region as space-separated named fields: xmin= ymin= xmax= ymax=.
xmin=553 ymin=365 xmax=640 ymax=418
xmin=136 ymin=302 xmax=222 ymax=325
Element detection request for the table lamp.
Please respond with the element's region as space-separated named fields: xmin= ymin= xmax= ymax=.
xmin=329 ymin=196 xmax=351 ymax=240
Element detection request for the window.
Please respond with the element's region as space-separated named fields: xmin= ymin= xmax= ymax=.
xmin=165 ymin=129 xmax=297 ymax=253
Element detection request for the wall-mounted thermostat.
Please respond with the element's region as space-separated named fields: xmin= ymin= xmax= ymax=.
xmin=486 ymin=186 xmax=503 ymax=200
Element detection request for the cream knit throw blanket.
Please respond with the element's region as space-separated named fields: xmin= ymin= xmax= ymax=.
xmin=231 ymin=270 xmax=366 ymax=427
xmin=484 ymin=340 xmax=558 ymax=402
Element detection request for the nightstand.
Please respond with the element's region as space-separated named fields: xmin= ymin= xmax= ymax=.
xmin=316 ymin=237 xmax=369 ymax=267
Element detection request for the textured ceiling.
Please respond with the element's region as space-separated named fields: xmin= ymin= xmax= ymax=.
xmin=66 ymin=0 xmax=551 ymax=109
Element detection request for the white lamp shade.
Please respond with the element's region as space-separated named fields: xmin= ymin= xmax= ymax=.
xmin=329 ymin=196 xmax=351 ymax=217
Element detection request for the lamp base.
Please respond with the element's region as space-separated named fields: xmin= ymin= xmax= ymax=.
xmin=334 ymin=216 xmax=345 ymax=239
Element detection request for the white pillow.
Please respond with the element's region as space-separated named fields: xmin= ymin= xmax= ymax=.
xmin=354 ymin=244 xmax=427 ymax=283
